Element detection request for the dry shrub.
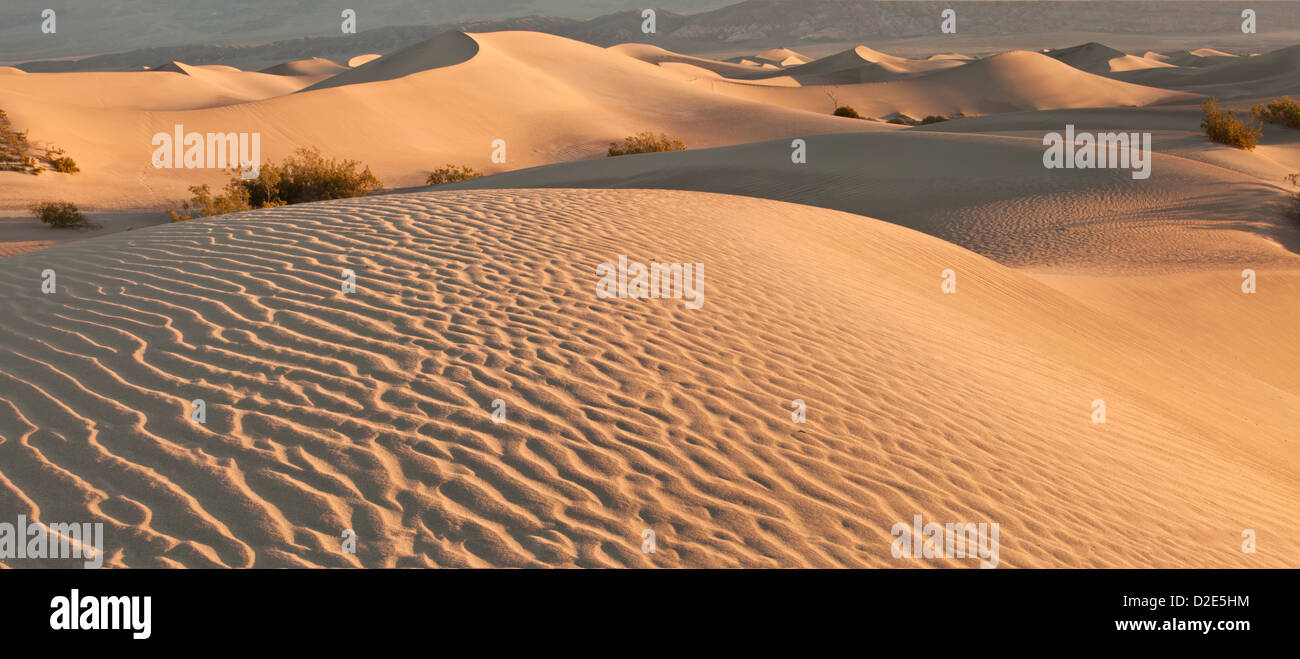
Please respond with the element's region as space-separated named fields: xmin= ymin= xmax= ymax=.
xmin=426 ymin=164 xmax=482 ymax=185
xmin=608 ymin=131 xmax=687 ymax=157
xmin=1202 ymin=98 xmax=1262 ymax=150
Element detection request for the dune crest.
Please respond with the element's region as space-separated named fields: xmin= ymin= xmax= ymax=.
xmin=347 ymin=54 xmax=382 ymax=68
xmin=776 ymin=44 xmax=966 ymax=83
xmin=303 ymin=30 xmax=481 ymax=92
xmin=260 ymin=57 xmax=350 ymax=77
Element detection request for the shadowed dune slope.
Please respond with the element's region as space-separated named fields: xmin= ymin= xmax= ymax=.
xmin=1154 ymin=48 xmax=1240 ymax=68
xmin=758 ymin=45 xmax=967 ymax=84
xmin=1047 ymin=42 xmax=1176 ymax=74
xmin=609 ymin=43 xmax=778 ymax=78
xmin=1113 ymin=45 xmax=1300 ymax=98
xmin=437 ymin=132 xmax=1300 ymax=273
xmin=302 ymin=31 xmax=482 ymax=91
xmin=0 ymin=188 xmax=1295 ymax=568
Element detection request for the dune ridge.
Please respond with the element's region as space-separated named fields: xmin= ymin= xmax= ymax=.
xmin=687 ymin=49 xmax=1198 ymax=119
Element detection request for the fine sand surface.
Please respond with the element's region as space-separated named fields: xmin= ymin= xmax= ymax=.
xmin=1 ymin=189 xmax=1296 ymax=568
xmin=2 ymin=30 xmax=1299 ymax=568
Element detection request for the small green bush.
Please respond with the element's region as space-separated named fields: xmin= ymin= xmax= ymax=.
xmin=608 ymin=131 xmax=687 ymax=157
xmin=30 ymin=201 xmax=89 ymax=228
xmin=1251 ymin=97 xmax=1300 ymax=129
xmin=833 ymin=106 xmax=860 ymax=119
xmin=1201 ymin=98 xmax=1262 ymax=150
xmin=920 ymin=115 xmax=950 ymax=125
xmin=886 ymin=116 xmax=909 ymax=125
xmin=426 ymin=164 xmax=482 ymax=185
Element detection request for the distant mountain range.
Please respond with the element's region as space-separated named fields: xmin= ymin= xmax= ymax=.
xmin=10 ymin=1 xmax=1300 ymax=72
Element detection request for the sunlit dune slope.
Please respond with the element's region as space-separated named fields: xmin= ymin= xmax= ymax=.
xmin=1 ymin=188 xmax=1295 ymax=568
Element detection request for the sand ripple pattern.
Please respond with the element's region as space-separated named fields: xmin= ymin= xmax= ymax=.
xmin=1 ymin=189 xmax=1296 ymax=567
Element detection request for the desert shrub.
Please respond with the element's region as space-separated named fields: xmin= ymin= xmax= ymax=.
xmin=886 ymin=116 xmax=910 ymax=125
xmin=1201 ymin=98 xmax=1262 ymax=150
xmin=1251 ymin=97 xmax=1300 ymax=129
xmin=166 ymin=183 xmax=252 ymax=222
xmin=0 ymin=116 xmax=33 ymax=172
xmin=1 ymin=111 xmax=78 ymax=174
xmin=50 ymin=157 xmax=78 ymax=173
xmin=833 ymin=105 xmax=860 ymax=119
xmin=233 ymin=147 xmax=382 ymax=207
xmin=169 ymin=147 xmax=382 ymax=220
xmin=30 ymin=201 xmax=88 ymax=228
xmin=920 ymin=114 xmax=950 ymax=125
xmin=426 ymin=164 xmax=482 ymax=185
xmin=607 ymin=131 xmax=687 ymax=157
xmin=47 ymin=148 xmax=79 ymax=173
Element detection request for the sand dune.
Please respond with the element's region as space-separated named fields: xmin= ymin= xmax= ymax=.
xmin=627 ymin=44 xmax=966 ymax=86
xmin=1113 ymin=45 xmax=1300 ymax=98
xmin=347 ymin=54 xmax=383 ymax=68
xmin=2 ymin=24 xmax=1297 ymax=572
xmin=691 ymin=50 xmax=1197 ymax=119
xmin=0 ymin=64 xmax=328 ymax=111
xmin=260 ymin=57 xmax=351 ymax=77
xmin=1155 ymin=48 xmax=1239 ymax=68
xmin=611 ymin=44 xmax=782 ymax=79
xmin=752 ymin=48 xmax=807 ymax=61
xmin=724 ymin=48 xmax=813 ymax=69
xmin=772 ymin=45 xmax=967 ymax=84
xmin=434 ymin=130 xmax=1299 ymax=273
xmin=1047 ymin=42 xmax=1176 ymax=74
xmin=303 ymin=31 xmax=482 ymax=92
xmin=1 ymin=188 xmax=1295 ymax=568
xmin=750 ymin=48 xmax=812 ymax=67
xmin=0 ymin=31 xmax=880 ymax=211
